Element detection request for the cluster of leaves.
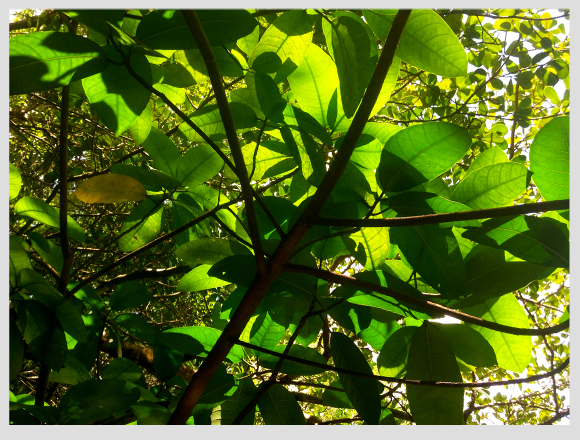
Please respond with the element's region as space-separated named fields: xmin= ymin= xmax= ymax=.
xmin=9 ymin=8 xmax=569 ymax=425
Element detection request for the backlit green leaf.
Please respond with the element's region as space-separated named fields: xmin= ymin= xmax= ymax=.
xmin=14 ymin=196 xmax=86 ymax=242
xmin=118 ymin=198 xmax=164 ymax=253
xmin=464 ymin=294 xmax=532 ymax=372
xmin=529 ymin=116 xmax=569 ymax=201
xmin=329 ymin=16 xmax=371 ymax=118
xmin=82 ymin=47 xmax=151 ymax=136
xmin=364 ymin=9 xmax=467 ymax=77
xmin=450 ymin=162 xmax=529 ymax=209
xmin=377 ymin=326 xmax=418 ymax=378
xmin=9 ymin=163 xmax=22 ymax=200
xmin=378 ymin=122 xmax=471 ymax=192
xmin=10 ymin=31 xmax=108 ymax=95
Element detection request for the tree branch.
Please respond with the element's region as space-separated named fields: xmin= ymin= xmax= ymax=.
xmin=314 ymin=199 xmax=570 ymax=228
xmin=181 ymin=10 xmax=267 ymax=277
xmin=283 ymin=263 xmax=570 ymax=336
xmin=166 ymin=10 xmax=412 ymax=425
xmin=237 ymin=339 xmax=569 ymax=388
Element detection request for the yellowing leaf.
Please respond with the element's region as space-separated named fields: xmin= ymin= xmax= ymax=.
xmin=74 ymin=174 xmax=147 ymax=204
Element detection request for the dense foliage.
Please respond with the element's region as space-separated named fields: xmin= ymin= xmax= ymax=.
xmin=9 ymin=8 xmax=569 ymax=425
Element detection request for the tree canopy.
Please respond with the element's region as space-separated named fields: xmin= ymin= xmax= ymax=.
xmin=9 ymin=8 xmax=569 ymax=425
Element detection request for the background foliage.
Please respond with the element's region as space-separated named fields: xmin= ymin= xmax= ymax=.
xmin=9 ymin=7 xmax=569 ymax=425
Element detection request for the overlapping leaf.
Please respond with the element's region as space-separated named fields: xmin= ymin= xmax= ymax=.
xmin=378 ymin=122 xmax=471 ymax=192
xmin=10 ymin=31 xmax=108 ymax=95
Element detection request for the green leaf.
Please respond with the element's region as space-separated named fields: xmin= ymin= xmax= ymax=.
xmin=321 ymin=380 xmax=354 ymax=409
xmin=28 ymin=232 xmax=65 ymax=275
xmin=49 ymin=354 xmax=91 ymax=385
xmin=137 ymin=10 xmax=257 ymax=50
xmin=55 ymin=300 xmax=87 ymax=343
xmin=462 ymin=215 xmax=569 ymax=268
xmin=377 ymin=326 xmax=418 ymax=378
xmin=357 ymin=309 xmax=401 ymax=352
xmin=430 ymin=323 xmax=497 ymax=367
xmin=529 ymin=115 xmax=569 ymax=201
xmin=249 ymin=10 xmax=313 ymax=76
xmin=141 ymin=126 xmax=182 ymax=178
xmin=212 ymin=377 xmax=257 ymax=425
xmin=102 ymin=357 xmax=142 ymax=382
xmin=253 ymin=72 xmax=286 ymax=122
xmin=109 ymin=281 xmax=153 ymax=311
xmin=390 ymin=224 xmax=467 ymax=298
xmin=14 ymin=196 xmax=86 ymax=242
xmin=59 ymin=379 xmax=140 ymax=424
xmin=329 ymin=16 xmax=371 ymax=118
xmin=406 ymin=323 xmax=464 ymax=425
xmin=343 ymin=227 xmax=390 ymax=270
xmin=464 ymin=145 xmax=508 ymax=179
xmin=464 ymin=294 xmax=532 ymax=372
xmin=118 ymin=198 xmax=164 ymax=253
xmin=20 ymin=300 xmax=68 ymax=370
xmin=160 ymin=326 xmax=244 ymax=363
xmin=179 ymin=102 xmax=257 ymax=142
xmin=208 ymin=255 xmax=258 ymax=287
xmin=364 ymin=9 xmax=467 ymax=77
xmin=129 ymin=103 xmax=152 ymax=145
xmin=82 ymin=47 xmax=151 ymax=136
xmin=450 ymin=162 xmax=529 ymax=210
xmin=331 ymin=332 xmax=381 ymax=424
xmin=250 ymin=312 xmax=286 ymax=351
xmin=257 ymin=384 xmax=306 ymax=425
xmin=177 ymin=144 xmax=223 ymax=187
xmin=176 ymin=238 xmax=251 ymax=266
xmin=283 ymin=104 xmax=333 ymax=145
xmin=9 ymin=236 xmax=31 ymax=287
xmin=153 ymin=338 xmax=184 ymax=382
xmin=132 ymin=401 xmax=171 ymax=425
xmin=18 ymin=268 xmax=64 ymax=309
xmin=458 ymin=245 xmax=554 ymax=307
xmin=10 ymin=31 xmax=108 ymax=95
xmin=378 ymin=122 xmax=471 ymax=192
xmin=9 ymin=163 xmax=22 ymax=200
xmin=241 ymin=140 xmax=295 ymax=181
xmin=287 ymin=44 xmax=339 ymax=129
xmin=258 ymin=344 xmax=327 ymax=376
xmin=177 ymin=264 xmax=232 ymax=292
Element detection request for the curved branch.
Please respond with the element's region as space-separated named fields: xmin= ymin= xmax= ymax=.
xmin=314 ymin=199 xmax=570 ymax=228
xmin=181 ymin=10 xmax=267 ymax=276
xmin=283 ymin=263 xmax=569 ymax=336
xmin=237 ymin=339 xmax=569 ymax=389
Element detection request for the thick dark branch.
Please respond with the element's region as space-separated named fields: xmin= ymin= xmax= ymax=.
xmin=181 ymin=10 xmax=267 ymax=276
xmin=283 ymin=263 xmax=570 ymax=336
xmin=314 ymin=199 xmax=570 ymax=228
xmin=165 ymin=10 xmax=412 ymax=425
